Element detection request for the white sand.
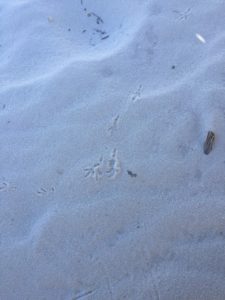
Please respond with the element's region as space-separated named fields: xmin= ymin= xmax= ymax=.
xmin=1 ymin=0 xmax=225 ymax=299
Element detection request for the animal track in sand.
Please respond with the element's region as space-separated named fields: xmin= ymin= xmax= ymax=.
xmin=36 ymin=187 xmax=55 ymax=196
xmin=0 ymin=179 xmax=16 ymax=192
xmin=72 ymin=289 xmax=96 ymax=300
xmin=84 ymin=156 xmax=104 ymax=181
xmin=107 ymin=115 xmax=120 ymax=136
xmin=131 ymin=84 xmax=143 ymax=103
xmin=75 ymin=0 xmax=150 ymax=58
xmin=84 ymin=149 xmax=121 ymax=181
xmin=173 ymin=7 xmax=192 ymax=21
xmin=0 ymin=182 xmax=8 ymax=192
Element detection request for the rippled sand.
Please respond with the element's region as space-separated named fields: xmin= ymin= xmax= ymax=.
xmin=1 ymin=0 xmax=225 ymax=299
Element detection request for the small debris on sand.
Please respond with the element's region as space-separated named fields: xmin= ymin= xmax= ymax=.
xmin=204 ymin=131 xmax=215 ymax=155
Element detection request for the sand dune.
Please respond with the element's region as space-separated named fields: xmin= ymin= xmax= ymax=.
xmin=1 ymin=0 xmax=225 ymax=299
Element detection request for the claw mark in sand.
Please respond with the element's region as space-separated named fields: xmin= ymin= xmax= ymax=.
xmin=106 ymin=149 xmax=121 ymax=179
xmin=108 ymin=115 xmax=119 ymax=135
xmin=131 ymin=85 xmax=143 ymax=103
xmin=173 ymin=8 xmax=191 ymax=20
xmin=73 ymin=289 xmax=95 ymax=300
xmin=0 ymin=182 xmax=8 ymax=192
xmin=37 ymin=187 xmax=55 ymax=196
xmin=0 ymin=179 xmax=16 ymax=192
xmin=84 ymin=149 xmax=121 ymax=181
xmin=84 ymin=156 xmax=104 ymax=181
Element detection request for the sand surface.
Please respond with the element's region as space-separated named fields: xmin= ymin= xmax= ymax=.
xmin=1 ymin=0 xmax=225 ymax=299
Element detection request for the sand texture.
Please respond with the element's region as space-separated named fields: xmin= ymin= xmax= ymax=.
xmin=1 ymin=0 xmax=225 ymax=299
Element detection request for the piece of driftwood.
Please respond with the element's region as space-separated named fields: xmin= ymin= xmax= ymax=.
xmin=204 ymin=131 xmax=215 ymax=155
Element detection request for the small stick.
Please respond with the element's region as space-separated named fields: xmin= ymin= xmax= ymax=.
xmin=204 ymin=131 xmax=215 ymax=155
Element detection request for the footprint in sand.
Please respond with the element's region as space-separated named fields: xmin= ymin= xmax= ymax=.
xmin=36 ymin=187 xmax=55 ymax=196
xmin=0 ymin=179 xmax=16 ymax=192
xmin=84 ymin=149 xmax=121 ymax=181
xmin=131 ymin=84 xmax=143 ymax=103
xmin=173 ymin=7 xmax=192 ymax=21
xmin=108 ymin=115 xmax=120 ymax=135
